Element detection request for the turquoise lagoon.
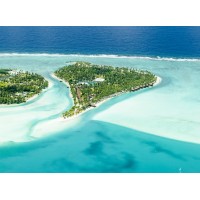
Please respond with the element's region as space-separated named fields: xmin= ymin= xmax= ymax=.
xmin=0 ymin=54 xmax=200 ymax=172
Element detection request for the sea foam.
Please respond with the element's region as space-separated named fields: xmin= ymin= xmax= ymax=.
xmin=0 ymin=53 xmax=200 ymax=62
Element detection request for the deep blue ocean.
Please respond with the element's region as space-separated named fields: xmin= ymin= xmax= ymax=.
xmin=0 ymin=26 xmax=200 ymax=58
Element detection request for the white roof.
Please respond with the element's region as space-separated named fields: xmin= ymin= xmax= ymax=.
xmin=94 ymin=78 xmax=105 ymax=82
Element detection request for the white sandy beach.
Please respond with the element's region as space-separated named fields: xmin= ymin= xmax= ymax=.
xmin=51 ymin=73 xmax=74 ymax=100
xmin=51 ymin=73 xmax=70 ymax=87
xmin=0 ymin=77 xmax=53 ymax=107
xmin=0 ymin=74 xmax=71 ymax=143
xmin=153 ymin=76 xmax=162 ymax=86
xmin=1 ymin=53 xmax=200 ymax=146
xmin=26 ymin=77 xmax=54 ymax=102
xmin=0 ymin=73 xmax=163 ymax=142
xmin=53 ymin=75 xmax=162 ymax=122
xmin=32 ymin=75 xmax=163 ymax=138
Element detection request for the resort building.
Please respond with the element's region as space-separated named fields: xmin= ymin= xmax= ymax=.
xmin=93 ymin=78 xmax=105 ymax=82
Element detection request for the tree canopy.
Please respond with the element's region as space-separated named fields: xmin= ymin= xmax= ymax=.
xmin=0 ymin=70 xmax=48 ymax=104
xmin=55 ymin=61 xmax=157 ymax=118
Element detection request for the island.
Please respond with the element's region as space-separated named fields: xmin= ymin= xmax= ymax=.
xmin=54 ymin=61 xmax=157 ymax=118
xmin=0 ymin=69 xmax=48 ymax=104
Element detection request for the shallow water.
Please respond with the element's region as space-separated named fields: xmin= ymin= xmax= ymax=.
xmin=0 ymin=54 xmax=200 ymax=172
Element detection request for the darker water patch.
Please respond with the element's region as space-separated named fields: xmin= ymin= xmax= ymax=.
xmin=81 ymin=152 xmax=137 ymax=173
xmin=142 ymin=141 xmax=187 ymax=161
xmin=95 ymin=131 xmax=116 ymax=144
xmin=1 ymin=121 xmax=200 ymax=172
xmin=84 ymin=141 xmax=104 ymax=156
xmin=44 ymin=158 xmax=80 ymax=173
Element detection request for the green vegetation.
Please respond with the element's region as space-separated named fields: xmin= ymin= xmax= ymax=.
xmin=0 ymin=69 xmax=10 ymax=76
xmin=55 ymin=61 xmax=157 ymax=118
xmin=0 ymin=69 xmax=48 ymax=104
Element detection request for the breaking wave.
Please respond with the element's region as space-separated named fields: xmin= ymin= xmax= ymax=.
xmin=0 ymin=53 xmax=200 ymax=62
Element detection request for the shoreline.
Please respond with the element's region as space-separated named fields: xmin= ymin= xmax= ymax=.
xmin=52 ymin=74 xmax=162 ymax=122
xmin=51 ymin=73 xmax=74 ymax=103
xmin=153 ymin=76 xmax=162 ymax=86
xmin=25 ymin=77 xmax=53 ymax=103
xmin=0 ymin=78 xmax=53 ymax=107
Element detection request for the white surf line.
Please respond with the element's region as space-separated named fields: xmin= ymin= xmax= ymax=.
xmin=0 ymin=53 xmax=199 ymax=62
